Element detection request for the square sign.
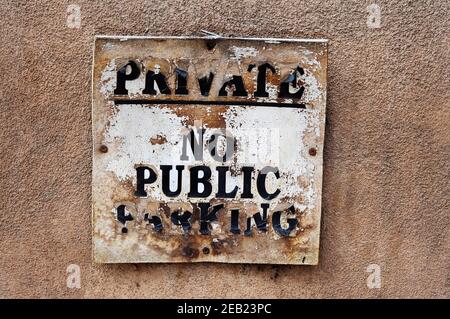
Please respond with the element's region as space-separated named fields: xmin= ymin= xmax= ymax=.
xmin=92 ymin=36 xmax=327 ymax=264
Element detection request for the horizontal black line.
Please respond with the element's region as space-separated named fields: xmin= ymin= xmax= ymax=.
xmin=113 ymin=99 xmax=305 ymax=108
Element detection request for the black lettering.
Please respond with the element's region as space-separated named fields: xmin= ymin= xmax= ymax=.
xmin=144 ymin=213 xmax=163 ymax=232
xmin=188 ymin=166 xmax=212 ymax=198
xmin=170 ymin=210 xmax=192 ymax=233
xmin=160 ymin=165 xmax=184 ymax=197
xmin=198 ymin=72 xmax=215 ymax=96
xmin=198 ymin=203 xmax=224 ymax=235
xmin=241 ymin=166 xmax=254 ymax=199
xmin=272 ymin=206 xmax=298 ymax=236
xmin=218 ymin=76 xmax=248 ymax=96
xmin=279 ymin=66 xmax=304 ymax=99
xmin=143 ymin=67 xmax=171 ymax=95
xmin=230 ymin=209 xmax=240 ymax=234
xmin=215 ymin=166 xmax=238 ymax=198
xmin=114 ymin=61 xmax=140 ymax=95
xmin=248 ymin=63 xmax=276 ymax=97
xmin=117 ymin=204 xmax=133 ymax=233
xmin=244 ymin=203 xmax=269 ymax=236
xmin=257 ymin=166 xmax=281 ymax=200
xmin=134 ymin=166 xmax=157 ymax=197
xmin=175 ymin=67 xmax=188 ymax=95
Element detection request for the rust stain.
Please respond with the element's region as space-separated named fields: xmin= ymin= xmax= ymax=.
xmin=149 ymin=134 xmax=167 ymax=145
xmin=172 ymin=105 xmax=227 ymax=128
xmin=92 ymin=36 xmax=328 ymax=265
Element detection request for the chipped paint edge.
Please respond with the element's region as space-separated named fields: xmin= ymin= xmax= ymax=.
xmin=94 ymin=34 xmax=329 ymax=44
xmin=90 ymin=36 xmax=328 ymax=265
xmin=91 ymin=36 xmax=98 ymax=264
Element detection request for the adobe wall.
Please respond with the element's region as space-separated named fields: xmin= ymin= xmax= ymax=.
xmin=0 ymin=0 xmax=448 ymax=298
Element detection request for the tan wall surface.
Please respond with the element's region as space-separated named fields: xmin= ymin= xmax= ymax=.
xmin=0 ymin=0 xmax=448 ymax=298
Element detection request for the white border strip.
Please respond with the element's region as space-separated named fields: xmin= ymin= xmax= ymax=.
xmin=94 ymin=34 xmax=328 ymax=43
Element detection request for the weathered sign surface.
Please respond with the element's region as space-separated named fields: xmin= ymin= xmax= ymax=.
xmin=92 ymin=36 xmax=327 ymax=264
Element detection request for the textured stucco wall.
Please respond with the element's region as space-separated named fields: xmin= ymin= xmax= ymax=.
xmin=0 ymin=0 xmax=448 ymax=298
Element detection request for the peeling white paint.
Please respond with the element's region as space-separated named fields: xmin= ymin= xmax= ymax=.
xmin=99 ymin=59 xmax=116 ymax=96
xmin=230 ymin=46 xmax=259 ymax=59
xmin=102 ymin=103 xmax=318 ymax=208
xmin=100 ymin=59 xmax=146 ymax=97
xmin=92 ymin=36 xmax=327 ymax=265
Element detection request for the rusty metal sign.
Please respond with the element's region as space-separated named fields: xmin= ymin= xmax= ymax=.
xmin=92 ymin=35 xmax=327 ymax=264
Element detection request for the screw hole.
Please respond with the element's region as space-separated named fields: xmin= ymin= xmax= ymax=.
xmin=206 ymin=40 xmax=216 ymax=50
